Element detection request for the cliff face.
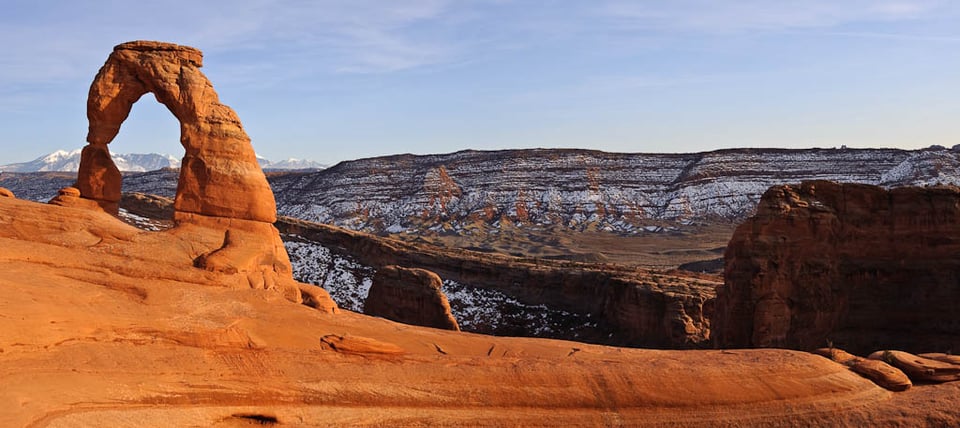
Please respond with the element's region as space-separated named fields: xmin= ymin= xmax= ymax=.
xmin=715 ymin=181 xmax=960 ymax=354
xmin=269 ymin=147 xmax=960 ymax=234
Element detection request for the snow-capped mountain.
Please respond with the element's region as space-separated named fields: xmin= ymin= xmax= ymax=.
xmin=257 ymin=156 xmax=326 ymax=171
xmin=0 ymin=149 xmax=180 ymax=172
xmin=2 ymin=150 xmax=325 ymax=173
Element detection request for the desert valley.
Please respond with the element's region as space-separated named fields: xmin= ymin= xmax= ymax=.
xmin=1 ymin=39 xmax=960 ymax=427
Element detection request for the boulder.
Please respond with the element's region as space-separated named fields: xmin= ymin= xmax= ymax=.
xmin=814 ymin=347 xmax=912 ymax=392
xmin=869 ymin=350 xmax=960 ymax=383
xmin=0 ymin=187 xmax=14 ymax=198
xmin=364 ymin=265 xmax=460 ymax=331
xmin=49 ymin=186 xmax=103 ymax=211
xmin=715 ymin=181 xmax=960 ymax=354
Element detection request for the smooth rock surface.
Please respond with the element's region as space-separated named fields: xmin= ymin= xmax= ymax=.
xmin=2 ymin=195 xmax=958 ymax=426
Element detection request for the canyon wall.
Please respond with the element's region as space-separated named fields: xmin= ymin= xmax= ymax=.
xmin=715 ymin=180 xmax=960 ymax=354
xmin=278 ymin=217 xmax=718 ymax=349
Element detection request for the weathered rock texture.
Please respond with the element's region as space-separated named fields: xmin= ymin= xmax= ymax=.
xmin=269 ymin=147 xmax=960 ymax=236
xmin=80 ymin=40 xmax=275 ymax=222
xmin=71 ymin=41 xmax=329 ymax=309
xmin=716 ymin=180 xmax=960 ymax=354
xmin=365 ymin=265 xmax=460 ymax=331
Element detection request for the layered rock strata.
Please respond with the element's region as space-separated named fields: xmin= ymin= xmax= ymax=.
xmin=269 ymin=147 xmax=960 ymax=235
xmin=715 ymin=181 xmax=960 ymax=354
xmin=364 ymin=265 xmax=460 ymax=331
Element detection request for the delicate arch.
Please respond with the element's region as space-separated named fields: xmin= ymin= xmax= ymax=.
xmin=78 ymin=41 xmax=276 ymax=223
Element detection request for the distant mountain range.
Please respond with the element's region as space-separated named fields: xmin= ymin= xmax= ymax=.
xmin=5 ymin=146 xmax=960 ymax=236
xmin=0 ymin=149 xmax=325 ymax=172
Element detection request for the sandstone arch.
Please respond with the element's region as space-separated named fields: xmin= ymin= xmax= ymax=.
xmin=78 ymin=40 xmax=275 ymax=223
xmin=68 ymin=41 xmax=336 ymax=312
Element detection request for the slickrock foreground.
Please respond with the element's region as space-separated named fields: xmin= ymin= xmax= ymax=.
xmin=2 ymin=196 xmax=960 ymax=426
xmin=716 ymin=180 xmax=960 ymax=354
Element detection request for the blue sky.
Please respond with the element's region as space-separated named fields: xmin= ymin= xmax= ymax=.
xmin=1 ymin=1 xmax=958 ymax=165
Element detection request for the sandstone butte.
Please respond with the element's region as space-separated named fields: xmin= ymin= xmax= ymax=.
xmin=1 ymin=41 xmax=960 ymax=426
xmin=716 ymin=180 xmax=960 ymax=355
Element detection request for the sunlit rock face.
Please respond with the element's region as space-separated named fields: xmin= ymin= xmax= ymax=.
xmin=72 ymin=41 xmax=335 ymax=311
xmin=80 ymin=40 xmax=276 ymax=223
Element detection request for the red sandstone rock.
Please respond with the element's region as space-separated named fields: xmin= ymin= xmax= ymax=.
xmin=869 ymin=350 xmax=960 ymax=383
xmin=69 ymin=41 xmax=336 ymax=311
xmin=0 ymin=187 xmax=14 ymax=198
xmin=279 ymin=216 xmax=717 ymax=348
xmin=920 ymin=353 xmax=960 ymax=366
xmin=814 ymin=348 xmax=912 ymax=392
xmin=715 ymin=181 xmax=960 ymax=354
xmin=49 ymin=186 xmax=104 ymax=211
xmin=80 ymin=40 xmax=276 ymax=223
xmin=365 ymin=265 xmax=460 ymax=331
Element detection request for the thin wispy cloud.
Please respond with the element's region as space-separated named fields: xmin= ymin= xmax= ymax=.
xmin=597 ymin=0 xmax=950 ymax=32
xmin=809 ymin=31 xmax=960 ymax=43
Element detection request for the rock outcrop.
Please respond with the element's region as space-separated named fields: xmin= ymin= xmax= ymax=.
xmin=869 ymin=350 xmax=960 ymax=383
xmin=814 ymin=348 xmax=913 ymax=392
xmin=364 ymin=265 xmax=460 ymax=331
xmin=715 ymin=181 xmax=960 ymax=354
xmin=67 ymin=41 xmax=333 ymax=310
xmin=0 ymin=187 xmax=13 ymax=198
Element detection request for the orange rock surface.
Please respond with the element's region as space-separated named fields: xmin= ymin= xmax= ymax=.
xmin=2 ymin=196 xmax=960 ymax=426
xmin=72 ymin=41 xmax=318 ymax=305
